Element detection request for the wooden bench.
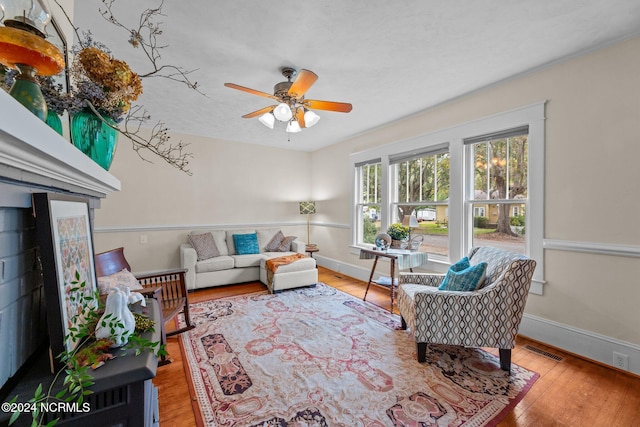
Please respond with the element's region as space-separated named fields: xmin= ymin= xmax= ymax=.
xmin=94 ymin=247 xmax=194 ymax=364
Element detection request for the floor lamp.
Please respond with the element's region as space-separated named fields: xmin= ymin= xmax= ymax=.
xmin=299 ymin=201 xmax=317 ymax=251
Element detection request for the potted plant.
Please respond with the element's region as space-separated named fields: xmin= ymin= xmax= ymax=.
xmin=387 ymin=223 xmax=410 ymax=248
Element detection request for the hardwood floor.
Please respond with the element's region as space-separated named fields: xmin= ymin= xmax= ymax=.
xmin=155 ymin=267 xmax=640 ymax=426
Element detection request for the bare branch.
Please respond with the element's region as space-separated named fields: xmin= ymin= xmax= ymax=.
xmin=98 ymin=0 xmax=206 ymax=96
xmin=52 ymin=0 xmax=201 ymax=175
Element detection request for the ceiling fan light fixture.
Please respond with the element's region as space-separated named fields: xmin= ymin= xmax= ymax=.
xmin=273 ymin=102 xmax=293 ymax=121
xmin=258 ymin=112 xmax=275 ymax=129
xmin=304 ymin=110 xmax=320 ymax=127
xmin=286 ymin=120 xmax=301 ymax=133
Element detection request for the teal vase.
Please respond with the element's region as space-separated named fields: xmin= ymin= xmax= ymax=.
xmin=71 ymin=109 xmax=119 ymax=170
xmin=9 ymin=64 xmax=47 ymax=121
xmin=45 ymin=112 xmax=63 ymax=135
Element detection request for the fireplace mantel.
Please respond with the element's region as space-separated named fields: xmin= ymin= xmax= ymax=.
xmin=0 ymin=89 xmax=120 ymax=207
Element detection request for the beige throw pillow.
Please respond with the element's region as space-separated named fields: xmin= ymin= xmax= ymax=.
xmin=188 ymin=232 xmax=220 ymax=260
xmin=265 ymin=230 xmax=286 ymax=251
xmin=97 ymin=268 xmax=143 ymax=295
xmin=276 ymin=235 xmax=297 ymax=252
xmin=266 ymin=231 xmax=297 ymax=252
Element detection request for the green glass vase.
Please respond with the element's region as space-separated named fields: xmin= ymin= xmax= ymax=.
xmin=9 ymin=64 xmax=47 ymax=121
xmin=71 ymin=109 xmax=119 ymax=171
xmin=45 ymin=112 xmax=63 ymax=135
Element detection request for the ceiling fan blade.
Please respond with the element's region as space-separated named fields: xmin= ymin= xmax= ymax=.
xmin=224 ymin=83 xmax=279 ymax=100
xmin=288 ymin=69 xmax=318 ymax=98
xmin=304 ymin=99 xmax=353 ymax=113
xmin=295 ymin=107 xmax=306 ymax=128
xmin=242 ymin=105 xmax=276 ymax=118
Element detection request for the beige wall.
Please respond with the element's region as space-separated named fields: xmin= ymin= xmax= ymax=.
xmin=94 ymin=133 xmax=312 ymax=271
xmin=311 ymin=36 xmax=640 ymax=345
xmin=95 ymin=36 xmax=640 ymax=347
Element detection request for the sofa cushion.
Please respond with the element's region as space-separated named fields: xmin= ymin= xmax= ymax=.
xmin=195 ymin=256 xmax=235 ymax=273
xmin=226 ymin=229 xmax=256 ymax=254
xmin=233 ymin=254 xmax=265 ymax=268
xmin=233 ymin=233 xmax=260 ymax=255
xmin=188 ymin=232 xmax=220 ymax=260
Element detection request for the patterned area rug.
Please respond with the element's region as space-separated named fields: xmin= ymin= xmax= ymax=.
xmin=179 ymin=283 xmax=538 ymax=426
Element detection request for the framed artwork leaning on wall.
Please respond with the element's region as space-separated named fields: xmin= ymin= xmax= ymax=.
xmin=33 ymin=193 xmax=97 ymax=371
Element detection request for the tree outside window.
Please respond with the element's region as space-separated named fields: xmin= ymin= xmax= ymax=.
xmin=356 ymin=162 xmax=381 ymax=245
xmin=392 ymin=151 xmax=449 ymax=256
xmin=470 ymin=133 xmax=528 ymax=254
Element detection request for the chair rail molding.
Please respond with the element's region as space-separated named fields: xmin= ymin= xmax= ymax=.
xmin=543 ymin=239 xmax=640 ymax=258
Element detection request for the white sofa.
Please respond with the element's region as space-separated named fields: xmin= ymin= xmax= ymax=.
xmin=180 ymin=228 xmax=317 ymax=291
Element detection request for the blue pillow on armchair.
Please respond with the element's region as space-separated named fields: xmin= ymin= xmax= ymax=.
xmin=449 ymin=256 xmax=470 ymax=272
xmin=438 ymin=258 xmax=487 ymax=291
xmin=233 ymin=233 xmax=260 ymax=255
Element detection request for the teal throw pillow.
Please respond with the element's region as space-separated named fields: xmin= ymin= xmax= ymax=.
xmin=439 ymin=261 xmax=487 ymax=292
xmin=233 ymin=233 xmax=260 ymax=255
xmin=449 ymin=256 xmax=470 ymax=272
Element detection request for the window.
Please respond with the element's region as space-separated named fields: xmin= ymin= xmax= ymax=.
xmin=390 ymin=144 xmax=449 ymax=256
xmin=350 ymin=102 xmax=544 ymax=290
xmin=466 ymin=127 xmax=529 ymax=254
xmin=355 ymin=159 xmax=382 ymax=245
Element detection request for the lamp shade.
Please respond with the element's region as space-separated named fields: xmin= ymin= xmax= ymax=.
xmin=286 ymin=120 xmax=301 ymax=133
xmin=304 ymin=110 xmax=320 ymax=127
xmin=273 ymin=102 xmax=293 ymax=121
xmin=258 ymin=112 xmax=275 ymax=129
xmin=299 ymin=201 xmax=316 ymax=215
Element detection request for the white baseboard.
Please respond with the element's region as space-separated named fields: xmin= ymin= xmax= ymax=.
xmin=519 ymin=314 xmax=640 ymax=375
xmin=316 ymin=254 xmax=640 ymax=376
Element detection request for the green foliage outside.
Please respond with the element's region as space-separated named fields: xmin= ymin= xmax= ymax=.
xmin=417 ymin=222 xmax=494 ymax=236
xmin=474 ymin=216 xmax=489 ymax=228
xmin=510 ymin=215 xmax=525 ymax=226
xmin=363 ymin=217 xmax=378 ymax=244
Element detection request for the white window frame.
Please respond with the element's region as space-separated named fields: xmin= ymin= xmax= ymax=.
xmin=349 ymin=102 xmax=545 ymax=293
xmin=354 ymin=159 xmax=382 ymax=246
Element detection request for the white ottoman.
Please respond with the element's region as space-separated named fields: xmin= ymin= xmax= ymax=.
xmin=260 ymin=256 xmax=318 ymax=293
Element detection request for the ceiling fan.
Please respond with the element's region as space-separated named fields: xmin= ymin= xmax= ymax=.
xmin=224 ymin=67 xmax=352 ymax=132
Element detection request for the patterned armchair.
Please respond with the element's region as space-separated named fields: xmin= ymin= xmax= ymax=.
xmin=397 ymin=246 xmax=536 ymax=372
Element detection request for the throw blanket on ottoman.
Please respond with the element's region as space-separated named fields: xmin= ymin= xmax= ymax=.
xmin=265 ymin=253 xmax=308 ymax=287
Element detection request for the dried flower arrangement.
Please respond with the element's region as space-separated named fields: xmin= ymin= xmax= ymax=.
xmin=52 ymin=0 xmax=201 ymax=175
xmin=70 ymin=41 xmax=143 ymax=122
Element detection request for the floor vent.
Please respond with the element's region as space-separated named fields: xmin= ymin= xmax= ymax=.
xmin=525 ymin=345 xmax=564 ymax=361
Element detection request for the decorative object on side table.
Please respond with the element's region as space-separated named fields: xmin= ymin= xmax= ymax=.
xmin=409 ymin=234 xmax=424 ymax=251
xmin=0 ymin=0 xmax=65 ymax=120
xmin=387 ymin=222 xmax=410 ymax=249
xmin=374 ymin=232 xmax=391 ymax=250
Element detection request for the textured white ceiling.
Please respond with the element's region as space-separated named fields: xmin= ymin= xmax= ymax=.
xmin=73 ymin=0 xmax=640 ymax=152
